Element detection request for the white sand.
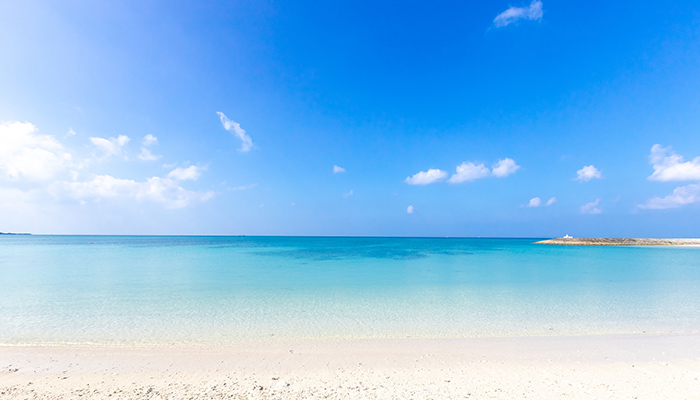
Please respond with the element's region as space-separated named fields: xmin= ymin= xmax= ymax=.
xmin=2 ymin=333 xmax=700 ymax=399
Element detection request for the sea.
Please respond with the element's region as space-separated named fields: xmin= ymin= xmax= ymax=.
xmin=1 ymin=235 xmax=699 ymax=345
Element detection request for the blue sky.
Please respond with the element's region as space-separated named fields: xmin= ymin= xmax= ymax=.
xmin=1 ymin=0 xmax=700 ymax=236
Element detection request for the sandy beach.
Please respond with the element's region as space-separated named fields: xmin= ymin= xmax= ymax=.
xmin=2 ymin=333 xmax=699 ymax=399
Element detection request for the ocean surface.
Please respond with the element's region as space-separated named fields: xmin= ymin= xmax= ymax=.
xmin=1 ymin=235 xmax=700 ymax=345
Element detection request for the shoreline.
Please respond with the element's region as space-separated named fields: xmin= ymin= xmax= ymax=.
xmin=3 ymin=333 xmax=699 ymax=399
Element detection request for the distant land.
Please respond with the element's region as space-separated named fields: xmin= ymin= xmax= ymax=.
xmin=535 ymin=237 xmax=700 ymax=246
xmin=0 ymin=232 xmax=31 ymax=235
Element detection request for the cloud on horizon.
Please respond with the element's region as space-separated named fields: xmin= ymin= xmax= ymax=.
xmin=493 ymin=0 xmax=543 ymax=28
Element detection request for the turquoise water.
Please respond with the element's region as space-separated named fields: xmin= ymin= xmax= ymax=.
xmin=1 ymin=236 xmax=699 ymax=344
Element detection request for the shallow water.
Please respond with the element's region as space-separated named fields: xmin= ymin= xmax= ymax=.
xmin=1 ymin=236 xmax=699 ymax=344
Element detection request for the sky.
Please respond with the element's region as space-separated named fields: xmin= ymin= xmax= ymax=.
xmin=1 ymin=0 xmax=700 ymax=237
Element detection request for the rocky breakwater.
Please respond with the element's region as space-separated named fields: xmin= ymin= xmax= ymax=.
xmin=535 ymin=237 xmax=700 ymax=246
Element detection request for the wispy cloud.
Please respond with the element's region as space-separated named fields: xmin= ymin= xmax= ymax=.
xmin=407 ymin=205 xmax=415 ymax=214
xmin=581 ymin=199 xmax=602 ymax=214
xmin=576 ymin=165 xmax=602 ymax=182
xmin=66 ymin=128 xmax=76 ymax=137
xmin=138 ymin=147 xmax=161 ymax=161
xmin=53 ymin=174 xmax=214 ymax=209
xmin=343 ymin=189 xmax=354 ymax=198
xmin=493 ymin=0 xmax=543 ymax=28
xmin=142 ymin=134 xmax=158 ymax=146
xmin=167 ymin=165 xmax=205 ymax=181
xmin=546 ymin=196 xmax=557 ymax=206
xmin=333 ymin=165 xmax=346 ymax=173
xmin=90 ymin=135 xmax=130 ymax=159
xmin=227 ymin=183 xmax=258 ymax=191
xmin=648 ymin=144 xmax=700 ymax=182
xmin=217 ymin=112 xmax=253 ymax=152
xmin=137 ymin=134 xmax=160 ymax=160
xmin=639 ymin=184 xmax=700 ymax=210
xmin=405 ymin=169 xmax=448 ymax=185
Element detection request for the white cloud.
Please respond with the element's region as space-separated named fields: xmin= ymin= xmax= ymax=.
xmin=526 ymin=197 xmax=542 ymax=207
xmin=408 ymin=158 xmax=519 ymax=185
xmin=581 ymin=199 xmax=602 ymax=214
xmin=0 ymin=121 xmax=73 ymax=181
xmin=333 ymin=165 xmax=346 ymax=173
xmin=217 ymin=112 xmax=253 ymax=152
xmin=53 ymin=174 xmax=214 ymax=209
xmin=405 ymin=169 xmax=448 ymax=185
xmin=90 ymin=135 xmax=130 ymax=158
xmin=407 ymin=205 xmax=415 ymax=214
xmin=138 ymin=147 xmax=161 ymax=161
xmin=647 ymin=144 xmax=700 ymax=182
xmin=493 ymin=0 xmax=543 ymax=28
xmin=448 ymin=162 xmax=490 ymax=183
xmin=639 ymin=184 xmax=700 ymax=210
xmin=343 ymin=189 xmax=354 ymax=198
xmin=1 ymin=120 xmax=212 ymax=216
xmin=525 ymin=196 xmax=556 ymax=207
xmin=142 ymin=134 xmax=158 ymax=146
xmin=576 ymin=165 xmax=602 ymax=182
xmin=66 ymin=128 xmax=76 ymax=137
xmin=167 ymin=165 xmax=205 ymax=181
xmin=491 ymin=158 xmax=520 ymax=177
